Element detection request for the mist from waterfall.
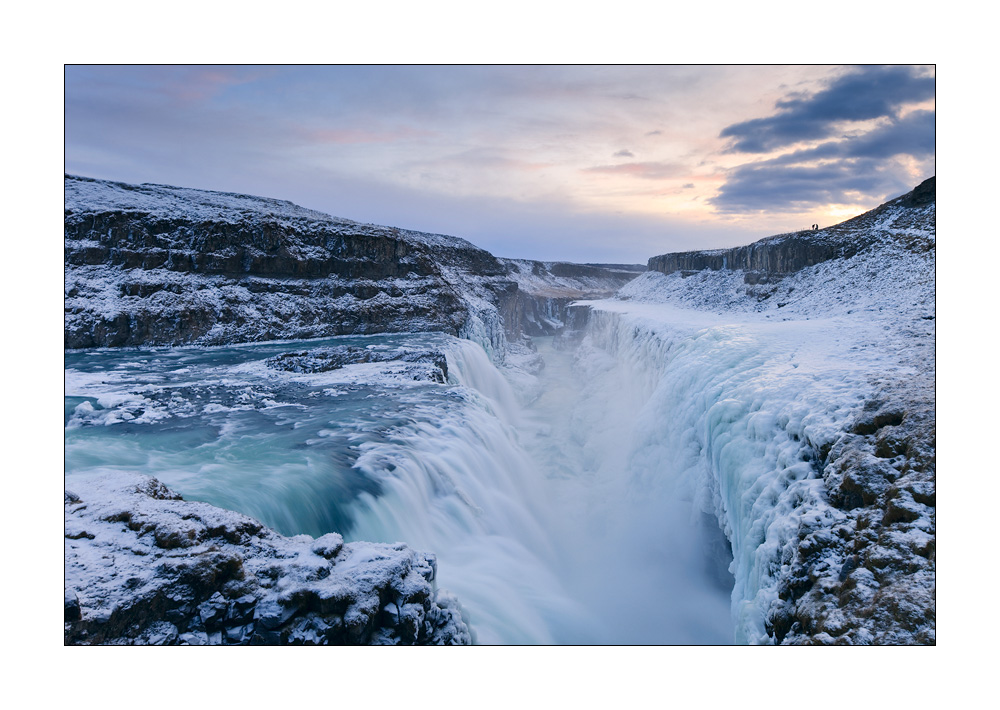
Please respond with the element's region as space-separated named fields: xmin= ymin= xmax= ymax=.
xmin=65 ymin=328 xmax=737 ymax=644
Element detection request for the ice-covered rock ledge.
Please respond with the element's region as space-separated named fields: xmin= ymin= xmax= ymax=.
xmin=64 ymin=472 xmax=472 ymax=645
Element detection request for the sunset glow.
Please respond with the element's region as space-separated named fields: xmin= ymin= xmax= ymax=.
xmin=65 ymin=65 xmax=934 ymax=263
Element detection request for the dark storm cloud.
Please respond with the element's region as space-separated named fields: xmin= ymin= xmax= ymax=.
xmin=763 ymin=110 xmax=935 ymax=166
xmin=712 ymin=67 xmax=934 ymax=214
xmin=712 ymin=108 xmax=934 ymax=213
xmin=710 ymin=159 xmax=914 ymax=214
xmin=719 ymin=66 xmax=935 ymax=153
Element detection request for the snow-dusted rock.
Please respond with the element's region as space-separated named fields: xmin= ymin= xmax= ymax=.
xmin=265 ymin=344 xmax=450 ymax=383
xmin=64 ymin=175 xmax=640 ymax=356
xmin=64 ymin=472 xmax=472 ymax=645
xmin=647 ymin=177 xmax=935 ymax=279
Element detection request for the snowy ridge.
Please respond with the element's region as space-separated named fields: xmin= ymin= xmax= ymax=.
xmin=64 ymin=175 xmax=507 ymax=351
xmin=65 ymin=175 xmax=639 ymax=354
xmin=646 ymin=177 xmax=934 ymax=279
xmin=66 ymin=175 xmax=344 ymax=226
xmin=66 ymin=174 xmax=484 ymax=252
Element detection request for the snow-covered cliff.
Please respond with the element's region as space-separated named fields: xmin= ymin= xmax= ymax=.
xmin=578 ymin=178 xmax=935 ymax=643
xmin=64 ymin=175 xmax=639 ymax=358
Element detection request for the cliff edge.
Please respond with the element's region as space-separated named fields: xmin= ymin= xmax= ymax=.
xmin=648 ymin=177 xmax=934 ymax=279
xmin=64 ymin=175 xmax=639 ymax=354
xmin=65 ymin=472 xmax=472 ymax=645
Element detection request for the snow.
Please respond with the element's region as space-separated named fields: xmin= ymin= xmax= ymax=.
xmin=65 ymin=174 xmax=481 ymax=252
xmin=64 ymin=470 xmax=471 ymax=645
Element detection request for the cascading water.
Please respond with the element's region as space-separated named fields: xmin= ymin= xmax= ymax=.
xmin=577 ymin=301 xmax=883 ymax=643
xmin=65 ymin=321 xmax=750 ymax=644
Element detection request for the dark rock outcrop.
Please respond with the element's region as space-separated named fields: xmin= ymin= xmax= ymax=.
xmin=899 ymin=175 xmax=935 ymax=208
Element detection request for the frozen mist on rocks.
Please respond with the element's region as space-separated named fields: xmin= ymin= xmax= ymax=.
xmin=65 ymin=176 xmax=934 ymax=644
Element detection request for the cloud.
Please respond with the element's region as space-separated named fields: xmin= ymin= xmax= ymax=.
xmin=765 ymin=109 xmax=935 ymax=165
xmin=710 ymin=110 xmax=934 ymax=213
xmin=583 ymin=161 xmax=687 ymax=180
xmin=719 ymin=66 xmax=935 ymax=153
xmin=709 ymin=158 xmax=919 ymax=214
xmin=711 ymin=69 xmax=934 ymax=215
xmin=65 ymin=65 xmax=933 ymax=260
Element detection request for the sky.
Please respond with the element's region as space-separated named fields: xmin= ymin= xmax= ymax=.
xmin=65 ymin=64 xmax=934 ymax=265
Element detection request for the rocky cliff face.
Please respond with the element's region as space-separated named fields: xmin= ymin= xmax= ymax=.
xmin=648 ymin=177 xmax=935 ymax=280
xmin=65 ymin=472 xmax=472 ymax=645
xmin=772 ymin=382 xmax=936 ymax=644
xmin=65 ymin=176 xmax=501 ymax=350
xmin=496 ymin=259 xmax=644 ymax=338
xmin=65 ymin=176 xmax=640 ymax=353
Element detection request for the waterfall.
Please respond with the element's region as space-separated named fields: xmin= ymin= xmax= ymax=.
xmin=69 ymin=313 xmax=845 ymax=644
xmin=342 ymin=332 xmax=735 ymax=643
xmin=579 ymin=302 xmax=862 ymax=643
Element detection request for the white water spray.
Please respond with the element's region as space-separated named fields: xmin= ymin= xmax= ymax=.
xmin=344 ymin=334 xmax=735 ymax=643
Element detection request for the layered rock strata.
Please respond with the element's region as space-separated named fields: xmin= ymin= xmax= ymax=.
xmin=64 ymin=175 xmax=640 ymax=353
